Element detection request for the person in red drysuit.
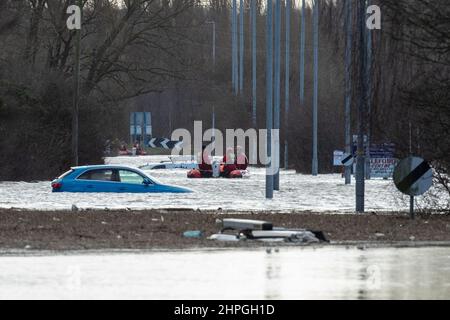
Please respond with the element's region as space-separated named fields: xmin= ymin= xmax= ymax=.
xmin=198 ymin=145 xmax=212 ymax=172
xmin=221 ymin=147 xmax=237 ymax=177
xmin=235 ymin=146 xmax=248 ymax=170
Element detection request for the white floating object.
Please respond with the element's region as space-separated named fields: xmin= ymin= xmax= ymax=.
xmin=208 ymin=234 xmax=242 ymax=242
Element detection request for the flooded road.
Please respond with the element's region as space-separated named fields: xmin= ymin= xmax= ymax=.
xmin=1 ymin=246 xmax=449 ymax=299
xmin=1 ymin=156 xmax=446 ymax=212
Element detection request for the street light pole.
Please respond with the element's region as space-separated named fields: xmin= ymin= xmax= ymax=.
xmin=265 ymin=0 xmax=274 ymax=199
xmin=299 ymin=0 xmax=306 ymax=105
xmin=312 ymin=0 xmax=319 ymax=176
xmin=356 ymin=0 xmax=367 ymax=212
xmin=232 ymin=0 xmax=238 ymax=95
xmin=273 ymin=0 xmax=281 ymax=190
xmin=365 ymin=0 xmax=373 ymax=180
xmin=344 ymin=0 xmax=353 ymax=185
xmin=284 ymin=0 xmax=290 ymax=170
xmin=206 ymin=21 xmax=216 ymax=155
xmin=72 ymin=0 xmax=82 ymax=166
xmin=251 ymin=0 xmax=257 ymax=129
xmin=239 ymin=0 xmax=244 ymax=93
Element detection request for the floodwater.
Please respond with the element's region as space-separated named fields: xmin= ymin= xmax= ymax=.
xmin=1 ymin=155 xmax=446 ymax=212
xmin=0 ymin=246 xmax=449 ymax=299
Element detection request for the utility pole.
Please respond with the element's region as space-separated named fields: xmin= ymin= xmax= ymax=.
xmin=266 ymin=0 xmax=274 ymax=199
xmin=344 ymin=0 xmax=353 ymax=185
xmin=232 ymin=0 xmax=238 ymax=95
xmin=239 ymin=0 xmax=244 ymax=93
xmin=206 ymin=21 xmax=216 ymax=155
xmin=356 ymin=0 xmax=367 ymax=213
xmin=251 ymin=0 xmax=257 ymax=128
xmin=284 ymin=0 xmax=291 ymax=170
xmin=365 ymin=0 xmax=373 ymax=180
xmin=273 ymin=0 xmax=281 ymax=190
xmin=299 ymin=0 xmax=306 ymax=104
xmin=312 ymin=0 xmax=319 ymax=176
xmin=72 ymin=0 xmax=82 ymax=167
xmin=211 ymin=21 xmax=216 ymax=68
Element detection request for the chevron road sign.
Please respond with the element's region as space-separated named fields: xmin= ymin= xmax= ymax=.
xmin=148 ymin=138 xmax=183 ymax=149
xmin=393 ymin=156 xmax=433 ymax=219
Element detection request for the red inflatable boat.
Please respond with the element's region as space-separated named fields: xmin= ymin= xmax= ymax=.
xmin=187 ymin=169 xmax=245 ymax=179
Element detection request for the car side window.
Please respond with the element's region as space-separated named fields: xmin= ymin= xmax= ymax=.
xmin=77 ymin=169 xmax=114 ymax=181
xmin=118 ymin=170 xmax=146 ymax=184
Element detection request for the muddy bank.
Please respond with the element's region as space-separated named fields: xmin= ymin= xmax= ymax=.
xmin=0 ymin=209 xmax=449 ymax=250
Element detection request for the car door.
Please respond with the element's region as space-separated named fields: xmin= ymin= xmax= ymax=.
xmin=76 ymin=169 xmax=118 ymax=192
xmin=118 ymin=169 xmax=153 ymax=193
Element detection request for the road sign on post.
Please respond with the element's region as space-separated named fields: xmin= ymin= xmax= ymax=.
xmin=341 ymin=153 xmax=354 ymax=167
xmin=393 ymin=156 xmax=433 ymax=219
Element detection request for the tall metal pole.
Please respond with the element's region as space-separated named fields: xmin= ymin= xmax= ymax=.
xmin=299 ymin=0 xmax=306 ymax=104
xmin=284 ymin=0 xmax=290 ymax=170
xmin=239 ymin=0 xmax=244 ymax=93
xmin=344 ymin=0 xmax=353 ymax=185
xmin=365 ymin=0 xmax=372 ymax=180
xmin=212 ymin=21 xmax=216 ymax=69
xmin=72 ymin=0 xmax=82 ymax=166
xmin=232 ymin=0 xmax=238 ymax=95
xmin=266 ymin=0 xmax=274 ymax=199
xmin=213 ymin=20 xmax=216 ymax=155
xmin=312 ymin=0 xmax=319 ymax=176
xmin=232 ymin=0 xmax=235 ymax=92
xmin=207 ymin=21 xmax=216 ymax=155
xmin=356 ymin=0 xmax=367 ymax=213
xmin=273 ymin=0 xmax=281 ymax=190
xmin=252 ymin=0 xmax=257 ymax=128
xmin=408 ymin=122 xmax=414 ymax=219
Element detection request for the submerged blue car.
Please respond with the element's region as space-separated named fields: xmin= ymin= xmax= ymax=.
xmin=51 ymin=165 xmax=192 ymax=193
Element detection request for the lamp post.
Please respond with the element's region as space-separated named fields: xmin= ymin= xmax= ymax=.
xmin=265 ymin=0 xmax=274 ymax=199
xmin=72 ymin=0 xmax=82 ymax=166
xmin=312 ymin=0 xmax=319 ymax=176
xmin=206 ymin=21 xmax=216 ymax=155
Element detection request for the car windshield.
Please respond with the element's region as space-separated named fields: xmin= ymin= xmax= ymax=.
xmin=137 ymin=169 xmax=161 ymax=184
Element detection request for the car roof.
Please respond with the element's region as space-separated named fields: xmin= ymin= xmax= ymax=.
xmin=71 ymin=165 xmax=140 ymax=171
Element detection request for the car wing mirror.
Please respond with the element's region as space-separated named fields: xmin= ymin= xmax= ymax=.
xmin=143 ymin=178 xmax=153 ymax=185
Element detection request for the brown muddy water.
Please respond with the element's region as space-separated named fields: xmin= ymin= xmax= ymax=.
xmin=0 ymin=246 xmax=449 ymax=299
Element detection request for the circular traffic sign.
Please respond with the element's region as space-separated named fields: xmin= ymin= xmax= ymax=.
xmin=393 ymin=156 xmax=432 ymax=196
xmin=341 ymin=153 xmax=354 ymax=167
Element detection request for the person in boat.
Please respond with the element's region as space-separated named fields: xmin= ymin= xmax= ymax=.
xmin=221 ymin=147 xmax=237 ymax=177
xmin=235 ymin=146 xmax=248 ymax=171
xmin=119 ymin=144 xmax=130 ymax=155
xmin=134 ymin=141 xmax=146 ymax=155
xmin=198 ymin=144 xmax=212 ymax=173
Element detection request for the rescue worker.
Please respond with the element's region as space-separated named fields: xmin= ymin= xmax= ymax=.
xmin=198 ymin=144 xmax=212 ymax=173
xmin=235 ymin=146 xmax=248 ymax=170
xmin=221 ymin=147 xmax=237 ymax=177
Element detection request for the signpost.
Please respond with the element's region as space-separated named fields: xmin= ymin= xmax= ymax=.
xmin=393 ymin=156 xmax=433 ymax=219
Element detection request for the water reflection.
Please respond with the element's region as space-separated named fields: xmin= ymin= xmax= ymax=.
xmin=0 ymin=246 xmax=449 ymax=299
xmin=264 ymin=250 xmax=282 ymax=299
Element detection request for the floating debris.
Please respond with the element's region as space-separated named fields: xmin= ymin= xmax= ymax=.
xmin=208 ymin=218 xmax=328 ymax=244
xmin=183 ymin=231 xmax=203 ymax=238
